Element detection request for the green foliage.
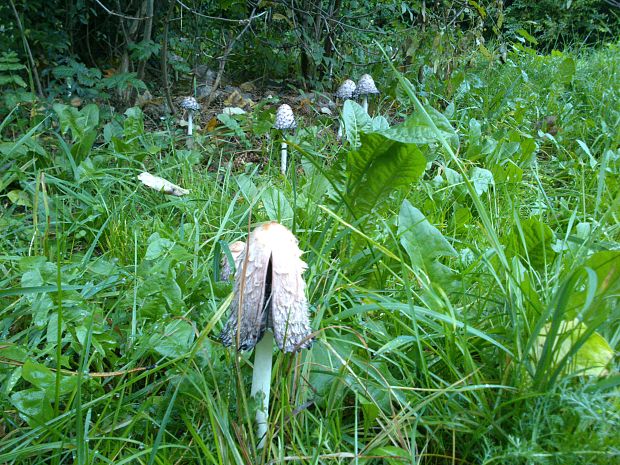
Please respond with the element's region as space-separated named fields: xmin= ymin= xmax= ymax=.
xmin=1 ymin=20 xmax=620 ymax=465
xmin=505 ymin=0 xmax=620 ymax=49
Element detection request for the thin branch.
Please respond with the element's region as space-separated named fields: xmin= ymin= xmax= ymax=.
xmin=204 ymin=9 xmax=258 ymax=107
xmin=94 ymin=0 xmax=152 ymax=20
xmin=175 ymin=0 xmax=267 ymax=23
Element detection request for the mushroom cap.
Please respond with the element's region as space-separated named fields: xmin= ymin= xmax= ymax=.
xmin=354 ymin=74 xmax=380 ymax=97
xmin=220 ymin=222 xmax=313 ymax=352
xmin=180 ymin=96 xmax=201 ymax=111
xmin=274 ymin=104 xmax=297 ymax=130
xmin=335 ymin=79 xmax=357 ymax=99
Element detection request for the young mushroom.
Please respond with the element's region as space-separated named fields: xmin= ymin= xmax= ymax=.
xmin=220 ymin=222 xmax=313 ymax=449
xmin=354 ymin=74 xmax=380 ymax=113
xmin=334 ymin=79 xmax=356 ymax=139
xmin=180 ymin=96 xmax=201 ymax=136
xmin=273 ymin=104 xmax=297 ymax=174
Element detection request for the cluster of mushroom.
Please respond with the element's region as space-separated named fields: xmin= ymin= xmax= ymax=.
xmin=336 ymin=73 xmax=380 ymax=112
xmin=272 ymin=74 xmax=379 ymax=170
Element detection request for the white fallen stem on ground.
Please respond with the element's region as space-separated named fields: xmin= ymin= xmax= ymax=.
xmin=251 ymin=331 xmax=274 ymax=449
xmin=137 ymin=172 xmax=189 ymax=196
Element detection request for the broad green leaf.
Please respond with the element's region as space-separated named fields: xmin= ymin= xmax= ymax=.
xmin=22 ymin=360 xmax=77 ymax=397
xmin=71 ymin=128 xmax=97 ymax=164
xmin=535 ymin=319 xmax=613 ymax=377
xmin=235 ymin=173 xmax=259 ymax=202
xmin=346 ymin=133 xmax=426 ymax=214
xmin=261 ymin=186 xmax=293 ymax=225
xmin=398 ymin=199 xmax=457 ymax=269
xmin=379 ymin=100 xmax=459 ymax=149
xmin=7 ymin=189 xmax=31 ymax=207
xmin=53 ymin=103 xmax=99 ymax=140
xmin=516 ymin=28 xmax=538 ymax=45
xmin=149 ymin=320 xmax=195 ymax=358
xmin=123 ymin=107 xmax=145 ymax=140
xmin=512 ymin=217 xmax=556 ymax=270
xmin=371 ymin=115 xmax=389 ymax=131
xmin=342 ymin=99 xmax=371 ymax=146
xmin=569 ymin=251 xmax=620 ymax=318
xmin=470 ymin=167 xmax=495 ymax=195
xmin=217 ymin=113 xmax=246 ymax=139
xmin=557 ymin=57 xmax=576 ymax=85
xmin=10 ymin=389 xmax=53 ymax=426
xmin=145 ymin=233 xmax=176 ymax=260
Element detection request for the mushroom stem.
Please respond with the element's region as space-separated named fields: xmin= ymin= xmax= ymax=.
xmin=280 ymin=141 xmax=288 ymax=174
xmin=337 ymin=120 xmax=343 ymax=140
xmin=251 ymin=331 xmax=274 ymax=449
xmin=188 ymin=111 xmax=194 ymax=136
xmin=362 ymin=96 xmax=368 ymax=113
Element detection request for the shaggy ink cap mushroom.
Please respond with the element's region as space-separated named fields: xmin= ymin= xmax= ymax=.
xmin=274 ymin=104 xmax=297 ymax=173
xmin=273 ymin=104 xmax=297 ymax=130
xmin=354 ymin=74 xmax=380 ymax=97
xmin=335 ymin=79 xmax=356 ymax=100
xmin=180 ymin=96 xmax=201 ymax=136
xmin=220 ymin=221 xmax=313 ymax=353
xmin=180 ymin=96 xmax=201 ymax=111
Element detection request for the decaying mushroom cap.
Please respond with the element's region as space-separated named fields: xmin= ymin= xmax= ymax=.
xmin=180 ymin=96 xmax=201 ymax=111
xmin=220 ymin=222 xmax=313 ymax=352
xmin=221 ymin=241 xmax=246 ymax=281
xmin=273 ymin=104 xmax=297 ymax=130
xmin=335 ymin=79 xmax=356 ymax=99
xmin=354 ymin=74 xmax=380 ymax=97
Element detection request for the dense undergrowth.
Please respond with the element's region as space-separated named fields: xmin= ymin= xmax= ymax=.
xmin=1 ymin=42 xmax=619 ymax=464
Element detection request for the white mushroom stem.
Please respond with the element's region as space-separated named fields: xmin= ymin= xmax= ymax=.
xmin=362 ymin=96 xmax=368 ymax=112
xmin=280 ymin=141 xmax=288 ymax=174
xmin=251 ymin=331 xmax=274 ymax=449
xmin=187 ymin=111 xmax=194 ymax=136
xmin=337 ymin=120 xmax=343 ymax=140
